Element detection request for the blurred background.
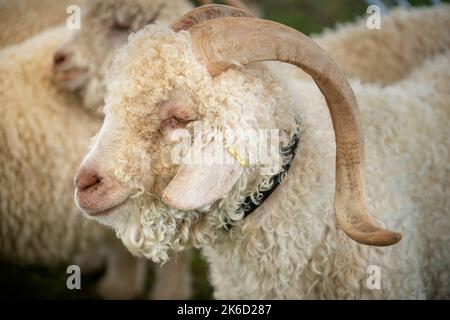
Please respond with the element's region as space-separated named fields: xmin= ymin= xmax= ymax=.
xmin=263 ymin=0 xmax=446 ymax=34
xmin=0 ymin=0 xmax=448 ymax=300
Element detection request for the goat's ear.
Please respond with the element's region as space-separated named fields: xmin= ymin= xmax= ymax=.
xmin=162 ymin=139 xmax=243 ymax=210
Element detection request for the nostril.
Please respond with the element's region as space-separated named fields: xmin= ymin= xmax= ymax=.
xmin=53 ymin=52 xmax=67 ymax=67
xmin=76 ymin=171 xmax=102 ymax=192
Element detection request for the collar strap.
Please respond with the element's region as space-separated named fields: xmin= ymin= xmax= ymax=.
xmin=225 ymin=122 xmax=300 ymax=229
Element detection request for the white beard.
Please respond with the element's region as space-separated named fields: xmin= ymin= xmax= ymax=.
xmin=113 ymin=198 xmax=199 ymax=263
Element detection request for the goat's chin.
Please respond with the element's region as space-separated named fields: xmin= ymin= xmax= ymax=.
xmin=106 ymin=198 xmax=199 ymax=264
xmin=83 ymin=202 xmax=129 ymax=230
xmin=56 ymin=70 xmax=89 ymax=91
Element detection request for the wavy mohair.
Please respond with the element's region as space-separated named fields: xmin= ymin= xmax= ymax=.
xmin=88 ymin=11 xmax=450 ymax=298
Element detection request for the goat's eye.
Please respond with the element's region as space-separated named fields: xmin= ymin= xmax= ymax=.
xmin=161 ymin=116 xmax=196 ymax=129
xmin=173 ymin=116 xmax=194 ymax=125
xmin=113 ymin=21 xmax=130 ymax=32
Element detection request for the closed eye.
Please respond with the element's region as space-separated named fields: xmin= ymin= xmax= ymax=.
xmin=112 ymin=21 xmax=130 ymax=32
xmin=173 ymin=116 xmax=196 ymax=124
xmin=160 ymin=116 xmax=197 ymax=130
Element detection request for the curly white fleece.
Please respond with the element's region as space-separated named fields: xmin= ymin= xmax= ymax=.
xmin=92 ymin=17 xmax=450 ymax=299
xmin=92 ymin=22 xmax=295 ymax=263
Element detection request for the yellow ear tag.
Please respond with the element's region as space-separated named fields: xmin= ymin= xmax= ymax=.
xmin=228 ymin=146 xmax=246 ymax=167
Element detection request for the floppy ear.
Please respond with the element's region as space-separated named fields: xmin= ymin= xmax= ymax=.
xmin=162 ymin=139 xmax=243 ymax=210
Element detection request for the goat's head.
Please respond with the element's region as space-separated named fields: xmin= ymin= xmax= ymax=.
xmin=74 ymin=5 xmax=401 ymax=262
xmin=52 ymin=0 xmax=192 ymax=114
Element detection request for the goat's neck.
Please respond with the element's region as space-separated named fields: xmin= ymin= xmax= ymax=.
xmin=203 ymin=79 xmax=338 ymax=275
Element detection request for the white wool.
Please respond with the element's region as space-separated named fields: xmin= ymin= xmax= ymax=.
xmin=0 ymin=28 xmax=151 ymax=298
xmin=92 ymin=17 xmax=450 ymax=299
xmin=294 ymin=5 xmax=450 ymax=86
xmin=93 ymin=22 xmax=296 ymax=259
xmin=0 ymin=27 xmax=103 ymax=264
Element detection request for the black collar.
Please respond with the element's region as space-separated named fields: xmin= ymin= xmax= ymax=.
xmin=225 ymin=122 xmax=301 ymax=229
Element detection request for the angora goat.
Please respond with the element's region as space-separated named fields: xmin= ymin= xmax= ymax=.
xmin=0 ymin=0 xmax=196 ymax=299
xmin=53 ymin=0 xmax=193 ymax=115
xmin=74 ymin=5 xmax=450 ymax=299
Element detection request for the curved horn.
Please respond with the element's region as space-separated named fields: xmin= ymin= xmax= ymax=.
xmin=171 ymin=4 xmax=254 ymax=32
xmin=188 ymin=17 xmax=401 ymax=246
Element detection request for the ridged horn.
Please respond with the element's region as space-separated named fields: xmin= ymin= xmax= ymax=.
xmin=171 ymin=4 xmax=254 ymax=32
xmin=188 ymin=17 xmax=401 ymax=246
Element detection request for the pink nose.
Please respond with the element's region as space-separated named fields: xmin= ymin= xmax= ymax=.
xmin=75 ymin=166 xmax=107 ymax=215
xmin=75 ymin=164 xmax=128 ymax=216
xmin=75 ymin=167 xmax=102 ymax=193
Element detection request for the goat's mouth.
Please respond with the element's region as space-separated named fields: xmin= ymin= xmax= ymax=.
xmin=53 ymin=67 xmax=89 ymax=90
xmin=83 ymin=198 xmax=129 ymax=217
